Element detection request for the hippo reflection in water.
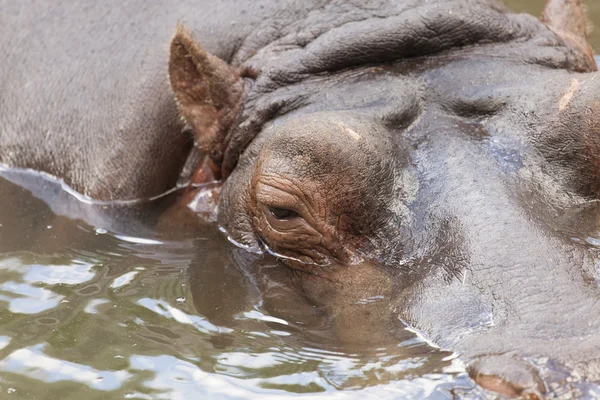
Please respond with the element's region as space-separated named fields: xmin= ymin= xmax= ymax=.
xmin=4 ymin=0 xmax=600 ymax=397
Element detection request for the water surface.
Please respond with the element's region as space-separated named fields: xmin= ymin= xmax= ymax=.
xmin=2 ymin=2 xmax=599 ymax=398
xmin=0 ymin=170 xmax=477 ymax=399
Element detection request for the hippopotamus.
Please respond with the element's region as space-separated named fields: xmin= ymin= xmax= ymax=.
xmin=3 ymin=0 xmax=600 ymax=397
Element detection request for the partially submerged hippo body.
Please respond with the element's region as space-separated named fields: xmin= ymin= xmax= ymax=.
xmin=3 ymin=0 xmax=600 ymax=397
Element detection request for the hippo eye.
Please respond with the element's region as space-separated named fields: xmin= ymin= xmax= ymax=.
xmin=268 ymin=206 xmax=299 ymax=220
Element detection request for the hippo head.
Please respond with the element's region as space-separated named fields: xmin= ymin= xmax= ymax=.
xmin=218 ymin=114 xmax=409 ymax=269
xmin=167 ymin=0 xmax=597 ymax=271
xmin=168 ymin=24 xmax=420 ymax=273
xmin=167 ymin=0 xmax=600 ymax=397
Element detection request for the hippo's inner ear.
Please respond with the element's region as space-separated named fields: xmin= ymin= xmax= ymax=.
xmin=168 ymin=23 xmax=244 ymax=179
xmin=542 ymin=0 xmax=597 ymax=72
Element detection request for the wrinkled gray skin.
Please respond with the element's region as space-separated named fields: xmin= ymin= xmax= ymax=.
xmin=4 ymin=0 xmax=600 ymax=397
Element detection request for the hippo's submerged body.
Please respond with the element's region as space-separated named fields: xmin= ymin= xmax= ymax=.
xmin=3 ymin=0 xmax=600 ymax=397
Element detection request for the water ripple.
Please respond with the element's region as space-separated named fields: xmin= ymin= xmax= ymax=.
xmin=0 ymin=344 xmax=131 ymax=391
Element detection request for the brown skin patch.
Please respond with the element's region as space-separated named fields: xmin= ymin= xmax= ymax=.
xmin=469 ymin=356 xmax=546 ymax=399
xmin=474 ymin=374 xmax=522 ymax=398
xmin=249 ymin=164 xmax=358 ymax=267
xmin=474 ymin=375 xmax=543 ymax=399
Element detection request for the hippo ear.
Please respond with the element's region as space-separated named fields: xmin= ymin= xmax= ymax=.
xmin=168 ymin=23 xmax=244 ymax=179
xmin=542 ymin=0 xmax=597 ymax=71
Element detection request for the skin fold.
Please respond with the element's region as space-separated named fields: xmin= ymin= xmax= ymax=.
xmin=3 ymin=0 xmax=600 ymax=397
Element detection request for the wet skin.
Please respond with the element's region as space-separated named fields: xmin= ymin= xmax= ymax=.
xmin=4 ymin=0 xmax=600 ymax=397
xmin=209 ymin=62 xmax=600 ymax=398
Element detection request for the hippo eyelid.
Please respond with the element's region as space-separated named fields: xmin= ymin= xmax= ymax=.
xmin=268 ymin=206 xmax=300 ymax=220
xmin=255 ymin=181 xmax=304 ymax=214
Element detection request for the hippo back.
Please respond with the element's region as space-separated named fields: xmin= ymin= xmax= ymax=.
xmin=0 ymin=0 xmax=325 ymax=200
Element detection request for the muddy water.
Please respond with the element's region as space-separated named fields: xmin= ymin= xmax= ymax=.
xmin=1 ymin=2 xmax=599 ymax=399
xmin=0 ymin=169 xmax=479 ymax=399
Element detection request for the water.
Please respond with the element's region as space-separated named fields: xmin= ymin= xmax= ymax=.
xmin=2 ymin=2 xmax=599 ymax=398
xmin=0 ymin=170 xmax=480 ymax=399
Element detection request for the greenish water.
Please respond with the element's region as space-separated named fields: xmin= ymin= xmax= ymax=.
xmin=2 ymin=2 xmax=599 ymax=399
xmin=0 ymin=170 xmax=477 ymax=399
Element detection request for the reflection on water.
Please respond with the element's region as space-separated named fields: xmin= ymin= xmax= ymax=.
xmin=0 ymin=170 xmax=477 ymax=399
